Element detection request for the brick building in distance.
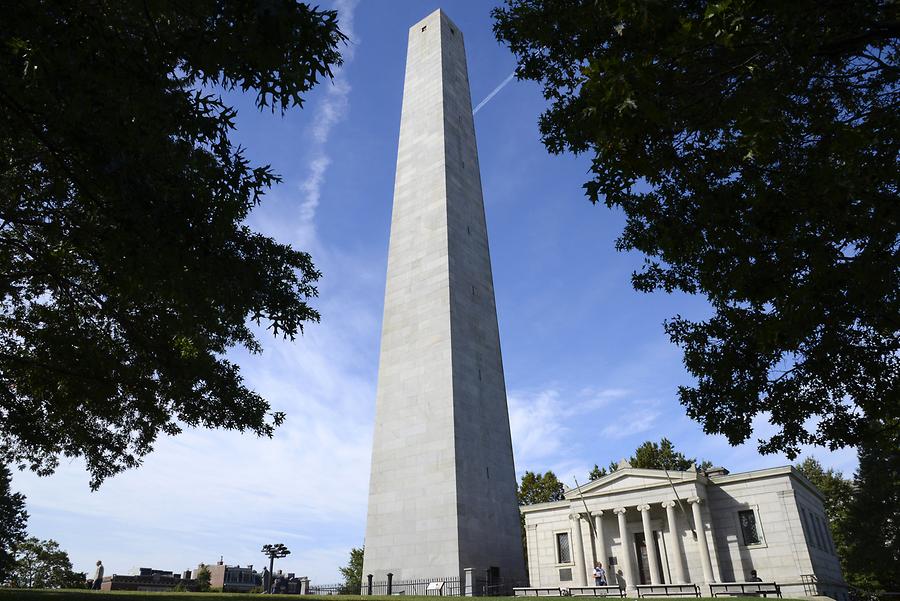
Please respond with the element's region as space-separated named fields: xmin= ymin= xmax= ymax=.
xmin=193 ymin=559 xmax=262 ymax=592
xmin=101 ymin=567 xmax=197 ymax=592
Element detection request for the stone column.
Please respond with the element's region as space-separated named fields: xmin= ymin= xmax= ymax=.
xmin=464 ymin=568 xmax=474 ymax=597
xmin=613 ymin=507 xmax=635 ymax=591
xmin=637 ymin=504 xmax=662 ymax=584
xmin=688 ymin=497 xmax=715 ymax=583
xmin=661 ymin=501 xmax=686 ymax=583
xmin=593 ymin=511 xmax=608 ymax=581
xmin=570 ymin=512 xmax=587 ymax=586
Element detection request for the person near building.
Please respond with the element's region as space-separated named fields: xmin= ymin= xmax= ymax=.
xmin=91 ymin=560 xmax=104 ymax=590
xmin=749 ymin=570 xmax=763 ymax=582
xmin=594 ymin=562 xmax=607 ymax=586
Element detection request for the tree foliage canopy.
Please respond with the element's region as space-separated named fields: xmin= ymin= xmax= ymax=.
xmin=518 ymin=470 xmax=566 ymax=505
xmin=588 ymin=464 xmax=608 ymax=481
xmin=588 ymin=438 xmax=712 ymax=481
xmin=6 ymin=537 xmax=84 ymax=589
xmin=1 ymin=1 xmax=346 ymax=488
xmin=623 ymin=438 xmax=712 ymax=472
xmin=841 ymin=441 xmax=900 ymax=591
xmin=339 ymin=546 xmax=363 ymax=595
xmin=0 ymin=463 xmax=27 ymax=583
xmin=196 ymin=564 xmax=212 ymax=592
xmin=493 ymin=0 xmax=899 ymax=456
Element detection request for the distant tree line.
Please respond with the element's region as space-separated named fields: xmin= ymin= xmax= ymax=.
xmin=0 ymin=463 xmax=85 ymax=588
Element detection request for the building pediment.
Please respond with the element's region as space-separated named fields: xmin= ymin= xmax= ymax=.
xmin=564 ymin=467 xmax=704 ymax=500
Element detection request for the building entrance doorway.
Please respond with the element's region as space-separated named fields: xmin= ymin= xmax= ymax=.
xmin=634 ymin=532 xmax=664 ymax=584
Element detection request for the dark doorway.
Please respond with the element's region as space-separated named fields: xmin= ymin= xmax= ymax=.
xmin=634 ymin=532 xmax=665 ymax=584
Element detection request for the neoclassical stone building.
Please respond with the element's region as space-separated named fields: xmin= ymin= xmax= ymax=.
xmin=521 ymin=463 xmax=847 ymax=599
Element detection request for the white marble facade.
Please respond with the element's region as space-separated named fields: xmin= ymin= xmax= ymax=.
xmin=522 ymin=465 xmax=847 ymax=599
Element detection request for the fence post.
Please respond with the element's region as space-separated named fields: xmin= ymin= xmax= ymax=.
xmin=464 ymin=568 xmax=474 ymax=597
xmin=387 ymin=573 xmax=393 ymax=596
xmin=367 ymin=574 xmax=373 ymax=596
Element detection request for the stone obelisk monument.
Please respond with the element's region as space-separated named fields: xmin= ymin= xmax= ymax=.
xmin=363 ymin=9 xmax=525 ymax=589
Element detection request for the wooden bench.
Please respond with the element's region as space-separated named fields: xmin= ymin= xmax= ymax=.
xmin=513 ymin=587 xmax=564 ymax=596
xmin=569 ymin=585 xmax=626 ymax=597
xmin=710 ymin=582 xmax=782 ymax=598
xmin=636 ymin=584 xmax=701 ymax=597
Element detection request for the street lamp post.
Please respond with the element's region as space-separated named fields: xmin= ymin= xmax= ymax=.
xmin=261 ymin=543 xmax=291 ymax=593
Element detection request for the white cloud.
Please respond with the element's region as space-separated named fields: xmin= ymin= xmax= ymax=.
xmin=509 ymin=389 xmax=570 ymax=465
xmin=599 ymin=400 xmax=661 ymax=440
xmin=508 ymin=386 xmax=634 ymax=483
xmin=294 ymin=0 xmax=359 ymax=251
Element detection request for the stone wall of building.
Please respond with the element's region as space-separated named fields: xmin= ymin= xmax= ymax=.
xmin=710 ymin=469 xmax=815 ymax=597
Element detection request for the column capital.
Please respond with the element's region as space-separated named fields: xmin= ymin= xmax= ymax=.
xmin=661 ymin=500 xmax=678 ymax=509
xmin=569 ymin=511 xmax=582 ymax=522
xmin=613 ymin=507 xmax=627 ymax=515
xmin=687 ymin=496 xmax=702 ymax=505
xmin=591 ymin=509 xmax=605 ymax=518
xmin=637 ymin=503 xmax=651 ymax=512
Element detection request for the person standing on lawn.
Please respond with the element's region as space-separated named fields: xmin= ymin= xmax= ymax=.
xmin=91 ymin=560 xmax=104 ymax=590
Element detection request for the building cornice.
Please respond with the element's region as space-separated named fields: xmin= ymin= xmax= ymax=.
xmin=520 ymin=464 xmax=825 ymax=515
xmin=710 ymin=465 xmax=826 ymax=501
xmin=520 ymin=499 xmax=570 ymax=513
xmin=564 ymin=467 xmax=706 ymax=498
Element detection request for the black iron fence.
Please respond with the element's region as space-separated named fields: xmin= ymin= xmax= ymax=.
xmin=365 ymin=576 xmax=462 ymax=596
xmin=307 ymin=574 xmax=529 ymax=596
xmin=354 ymin=575 xmax=526 ymax=596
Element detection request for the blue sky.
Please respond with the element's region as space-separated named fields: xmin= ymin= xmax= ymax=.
xmin=13 ymin=0 xmax=856 ymax=584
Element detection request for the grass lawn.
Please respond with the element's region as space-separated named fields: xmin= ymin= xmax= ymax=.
xmin=0 ymin=592 xmax=799 ymax=601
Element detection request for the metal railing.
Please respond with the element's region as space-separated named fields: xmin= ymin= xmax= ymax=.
xmin=375 ymin=576 xmax=462 ymax=596
xmin=801 ymin=574 xmax=820 ymax=596
xmin=356 ymin=576 xmax=463 ymax=596
xmin=313 ymin=574 xmax=527 ymax=596
xmin=309 ymin=583 xmax=350 ymax=595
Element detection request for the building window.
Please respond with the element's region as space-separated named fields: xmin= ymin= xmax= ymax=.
xmin=800 ymin=506 xmax=812 ymax=546
xmin=811 ymin=512 xmax=823 ymax=548
xmin=816 ymin=515 xmax=834 ymax=554
xmin=803 ymin=506 xmax=820 ymax=548
xmin=556 ymin=532 xmax=571 ymax=564
xmin=738 ymin=509 xmax=761 ymax=545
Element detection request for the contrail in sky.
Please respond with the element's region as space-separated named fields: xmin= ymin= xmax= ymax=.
xmin=472 ymin=72 xmax=516 ymax=115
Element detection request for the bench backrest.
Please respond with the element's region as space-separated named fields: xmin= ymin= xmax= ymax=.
xmin=569 ymin=586 xmax=624 ymax=597
xmin=712 ymin=582 xmax=779 ymax=592
xmin=513 ymin=587 xmax=563 ymax=597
